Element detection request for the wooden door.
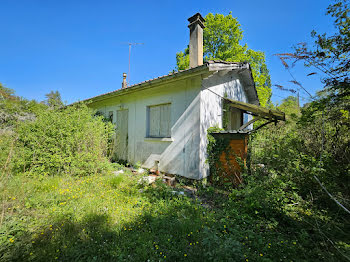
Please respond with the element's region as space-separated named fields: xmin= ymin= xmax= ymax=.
xmin=116 ymin=109 xmax=128 ymax=161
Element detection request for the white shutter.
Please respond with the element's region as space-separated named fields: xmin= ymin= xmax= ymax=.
xmin=148 ymin=103 xmax=171 ymax=138
xmin=160 ymin=104 xmax=171 ymax=137
xmin=149 ymin=106 xmax=160 ymax=137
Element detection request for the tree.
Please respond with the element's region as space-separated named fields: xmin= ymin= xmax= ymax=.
xmin=275 ymin=0 xmax=350 ymax=217
xmin=45 ymin=90 xmax=64 ymax=109
xmin=277 ymin=96 xmax=300 ymax=117
xmin=176 ymin=13 xmax=272 ymax=107
xmin=0 ymin=83 xmax=16 ymax=100
xmin=276 ymin=0 xmax=349 ymax=113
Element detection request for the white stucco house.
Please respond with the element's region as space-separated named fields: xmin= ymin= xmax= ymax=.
xmin=81 ymin=13 xmax=263 ymax=180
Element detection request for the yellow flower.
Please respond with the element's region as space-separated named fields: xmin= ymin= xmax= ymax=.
xmin=9 ymin=238 xmax=14 ymax=243
xmin=184 ymin=254 xmax=187 ymax=257
xmin=260 ymin=253 xmax=263 ymax=256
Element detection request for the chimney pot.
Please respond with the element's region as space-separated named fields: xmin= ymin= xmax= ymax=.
xmin=122 ymin=73 xmax=127 ymax=89
xmin=188 ymin=13 xmax=205 ymax=68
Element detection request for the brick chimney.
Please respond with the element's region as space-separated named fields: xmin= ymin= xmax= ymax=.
xmin=121 ymin=73 xmax=127 ymax=89
xmin=188 ymin=13 xmax=205 ymax=68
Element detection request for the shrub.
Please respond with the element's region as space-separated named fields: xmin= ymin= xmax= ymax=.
xmin=13 ymin=104 xmax=114 ymax=176
xmin=236 ymin=101 xmax=350 ymax=260
xmin=0 ymin=131 xmax=16 ymax=175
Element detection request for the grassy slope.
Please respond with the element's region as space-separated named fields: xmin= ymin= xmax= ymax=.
xmin=1 ymin=167 xmax=348 ymax=262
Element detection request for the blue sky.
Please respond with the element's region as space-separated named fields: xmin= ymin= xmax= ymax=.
xmin=0 ymin=0 xmax=334 ymax=105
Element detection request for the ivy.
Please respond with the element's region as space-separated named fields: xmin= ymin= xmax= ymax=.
xmin=222 ymin=92 xmax=229 ymax=130
xmin=207 ymin=127 xmax=231 ymax=187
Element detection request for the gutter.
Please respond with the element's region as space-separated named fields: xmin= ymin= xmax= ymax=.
xmin=74 ymin=64 xmax=210 ymax=105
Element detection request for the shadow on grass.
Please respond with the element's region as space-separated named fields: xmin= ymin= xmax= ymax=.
xmin=1 ymin=213 xmax=122 ymax=262
xmin=0 ymin=192 xmax=225 ymax=262
xmin=1 ymin=184 xmax=343 ymax=262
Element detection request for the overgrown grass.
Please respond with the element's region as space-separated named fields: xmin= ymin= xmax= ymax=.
xmin=1 ymin=166 xmax=348 ymax=262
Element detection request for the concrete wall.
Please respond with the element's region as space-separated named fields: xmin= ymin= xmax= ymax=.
xmin=89 ymin=69 xmax=253 ymax=180
xmin=90 ymin=75 xmax=203 ymax=179
xmin=199 ymin=70 xmax=252 ymax=179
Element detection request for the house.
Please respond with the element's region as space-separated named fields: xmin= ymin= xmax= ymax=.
xmin=82 ymin=13 xmax=274 ymax=180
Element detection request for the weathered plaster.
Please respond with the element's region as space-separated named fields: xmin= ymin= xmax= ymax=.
xmin=199 ymin=70 xmax=252 ymax=179
xmin=90 ymin=75 xmax=203 ymax=179
xmin=89 ymin=68 xmax=254 ymax=180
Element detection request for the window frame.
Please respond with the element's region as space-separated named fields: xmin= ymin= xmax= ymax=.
xmin=146 ymin=103 xmax=171 ymax=138
xmin=108 ymin=111 xmax=114 ymax=123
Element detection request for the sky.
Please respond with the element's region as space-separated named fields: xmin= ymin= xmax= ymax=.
xmin=0 ymin=0 xmax=335 ymax=105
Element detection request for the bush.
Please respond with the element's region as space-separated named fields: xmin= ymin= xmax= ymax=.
xmin=13 ymin=104 xmax=114 ymax=176
xmin=0 ymin=131 xmax=16 ymax=174
xmin=236 ymin=101 xmax=350 ymax=260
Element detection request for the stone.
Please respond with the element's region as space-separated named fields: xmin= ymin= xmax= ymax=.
xmin=137 ymin=168 xmax=146 ymax=174
xmin=139 ymin=176 xmax=157 ymax=185
xmin=113 ymin=170 xmax=124 ymax=176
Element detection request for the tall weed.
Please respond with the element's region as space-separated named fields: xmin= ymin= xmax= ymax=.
xmin=13 ymin=104 xmax=114 ymax=176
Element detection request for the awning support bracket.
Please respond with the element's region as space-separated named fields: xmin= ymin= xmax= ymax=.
xmin=238 ymin=116 xmax=262 ymax=131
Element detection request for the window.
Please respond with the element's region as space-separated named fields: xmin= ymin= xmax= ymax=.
xmin=108 ymin=111 xmax=114 ymax=123
xmin=223 ymin=107 xmax=243 ymax=130
xmin=147 ymin=103 xmax=171 ymax=138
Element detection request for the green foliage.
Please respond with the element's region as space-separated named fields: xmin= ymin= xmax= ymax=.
xmin=0 ymin=132 xmax=16 ymax=174
xmin=236 ymin=2 xmax=350 ymax=259
xmin=222 ymin=93 xmax=229 ymax=130
xmin=44 ymin=90 xmax=64 ymax=109
xmin=176 ymin=13 xmax=272 ymax=107
xmin=242 ymin=107 xmax=350 ymax=260
xmin=277 ymin=0 xmax=349 ymax=112
xmin=206 ymin=126 xmax=243 ymax=188
xmin=0 ymin=83 xmax=47 ymax=128
xmin=175 ymin=47 xmax=189 ymax=72
xmin=0 ymin=83 xmax=15 ymax=99
xmin=1 ymin=159 xmax=349 ymax=262
xmin=310 ymin=0 xmax=349 ymax=100
xmin=277 ymin=95 xmax=300 ymax=118
xmin=13 ymin=104 xmax=114 ymax=176
xmin=206 ymin=126 xmax=225 ymax=174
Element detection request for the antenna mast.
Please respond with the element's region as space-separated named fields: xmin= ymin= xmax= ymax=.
xmin=126 ymin=42 xmax=144 ymax=85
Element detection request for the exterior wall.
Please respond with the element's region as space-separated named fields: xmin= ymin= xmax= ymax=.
xmin=199 ymin=71 xmax=253 ymax=179
xmin=89 ymin=76 xmax=203 ymax=179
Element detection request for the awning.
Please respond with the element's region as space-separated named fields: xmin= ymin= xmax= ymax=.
xmin=224 ymin=98 xmax=285 ymax=132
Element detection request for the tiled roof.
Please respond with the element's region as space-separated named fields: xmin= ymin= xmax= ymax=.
xmin=77 ymin=61 xmax=251 ymax=104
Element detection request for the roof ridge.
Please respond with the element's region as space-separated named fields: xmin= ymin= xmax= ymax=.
xmin=74 ymin=61 xmax=252 ymax=105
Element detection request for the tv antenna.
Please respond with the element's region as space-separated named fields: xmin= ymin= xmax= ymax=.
xmin=124 ymin=42 xmax=144 ymax=85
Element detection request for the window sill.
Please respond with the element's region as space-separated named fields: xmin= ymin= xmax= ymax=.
xmin=144 ymin=137 xmax=174 ymax=142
